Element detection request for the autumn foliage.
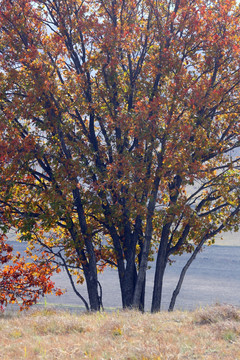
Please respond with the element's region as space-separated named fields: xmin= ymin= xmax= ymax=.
xmin=0 ymin=0 xmax=240 ymax=312
xmin=0 ymin=234 xmax=63 ymax=310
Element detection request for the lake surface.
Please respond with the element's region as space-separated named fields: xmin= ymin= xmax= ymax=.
xmin=5 ymin=241 xmax=240 ymax=311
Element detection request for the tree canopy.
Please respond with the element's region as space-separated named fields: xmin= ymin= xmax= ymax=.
xmin=0 ymin=0 xmax=240 ymax=312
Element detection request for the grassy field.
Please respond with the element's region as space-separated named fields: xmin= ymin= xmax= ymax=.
xmin=0 ymin=304 xmax=240 ymax=359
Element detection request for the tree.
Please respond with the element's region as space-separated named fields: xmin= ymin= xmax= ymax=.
xmin=0 ymin=0 xmax=239 ymax=312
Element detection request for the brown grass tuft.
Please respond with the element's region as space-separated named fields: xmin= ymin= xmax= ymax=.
xmin=194 ymin=303 xmax=240 ymax=324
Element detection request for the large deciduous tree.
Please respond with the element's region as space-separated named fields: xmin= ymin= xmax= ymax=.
xmin=0 ymin=0 xmax=239 ymax=312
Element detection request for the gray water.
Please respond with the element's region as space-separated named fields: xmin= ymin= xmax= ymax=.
xmin=4 ymin=241 xmax=240 ymax=311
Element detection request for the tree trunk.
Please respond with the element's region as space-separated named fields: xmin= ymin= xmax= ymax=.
xmin=122 ymin=263 xmax=136 ymax=308
xmin=151 ymin=252 xmax=167 ymax=313
xmin=72 ymin=188 xmax=101 ymax=311
xmin=168 ymin=237 xmax=206 ymax=312
xmin=139 ymin=276 xmax=145 ymax=312
xmin=133 ymin=177 xmax=160 ymax=308
xmin=83 ymin=265 xmax=101 ymax=311
xmin=118 ymin=215 xmax=144 ymax=309
xmin=137 ymin=243 xmax=146 ymax=312
xmin=132 ymin=229 xmax=151 ymax=308
xmin=151 ymin=223 xmax=171 ymax=313
xmin=107 ymin=226 xmax=127 ymax=308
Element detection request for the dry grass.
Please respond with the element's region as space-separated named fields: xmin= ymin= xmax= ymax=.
xmin=0 ymin=304 xmax=240 ymax=359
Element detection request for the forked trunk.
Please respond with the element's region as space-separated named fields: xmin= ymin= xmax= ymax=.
xmin=132 ymin=227 xmax=152 ymax=308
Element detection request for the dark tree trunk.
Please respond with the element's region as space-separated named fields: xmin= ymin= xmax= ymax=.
xmin=151 ymin=252 xmax=167 ymax=313
xmin=139 ymin=276 xmax=145 ymax=312
xmin=132 ymin=230 xmax=151 ymax=308
xmin=122 ymin=223 xmax=136 ymax=308
xmin=151 ymin=223 xmax=171 ymax=313
xmin=151 ymin=175 xmax=182 ymax=312
xmin=107 ymin=226 xmax=128 ymax=308
xmin=168 ymin=237 xmax=206 ymax=312
xmin=121 ymin=262 xmax=146 ymax=310
xmin=118 ymin=215 xmax=145 ymax=309
xmin=83 ymin=265 xmax=101 ymax=311
xmin=133 ymin=176 xmax=160 ymax=308
xmin=117 ymin=241 xmax=146 ymax=310
xmin=137 ymin=243 xmax=146 ymax=312
xmin=71 ymin=187 xmax=101 ymax=311
xmin=122 ymin=264 xmax=136 ymax=308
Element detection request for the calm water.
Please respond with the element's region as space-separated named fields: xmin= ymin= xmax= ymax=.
xmin=5 ymin=241 xmax=240 ymax=311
